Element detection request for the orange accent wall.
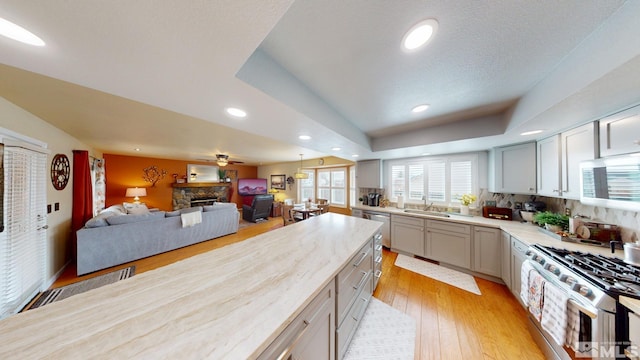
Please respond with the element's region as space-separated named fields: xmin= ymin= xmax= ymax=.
xmin=104 ymin=154 xmax=257 ymax=211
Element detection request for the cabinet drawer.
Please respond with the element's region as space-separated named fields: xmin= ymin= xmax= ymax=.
xmin=391 ymin=214 xmax=424 ymax=227
xmin=511 ymin=237 xmax=528 ymax=255
xmin=336 ymin=272 xmax=372 ymax=360
xmin=258 ymin=279 xmax=335 ymax=360
xmin=337 ymin=243 xmax=373 ymax=324
xmin=427 ymin=219 xmax=470 ymax=235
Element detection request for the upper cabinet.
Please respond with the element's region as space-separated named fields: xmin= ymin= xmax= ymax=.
xmin=537 ymin=123 xmax=597 ymax=199
xmin=356 ymin=159 xmax=382 ymax=189
xmin=536 ymin=135 xmax=561 ymax=197
xmin=560 ymin=123 xmax=598 ymax=199
xmin=489 ymin=142 xmax=536 ymax=194
xmin=600 ymin=104 xmax=640 ymax=157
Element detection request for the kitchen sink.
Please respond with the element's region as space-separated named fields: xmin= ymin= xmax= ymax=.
xmin=403 ymin=209 xmax=450 ymax=217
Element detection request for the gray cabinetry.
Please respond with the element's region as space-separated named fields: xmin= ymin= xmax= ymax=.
xmin=390 ymin=215 xmax=425 ymax=257
xmin=258 ymin=279 xmax=335 ymax=360
xmin=500 ymin=230 xmax=511 ymax=287
xmin=356 ymin=159 xmax=382 ymax=188
xmin=600 ymin=105 xmax=640 ymax=157
xmin=510 ymin=236 xmax=528 ymax=305
xmin=336 ymin=239 xmax=374 ymax=360
xmin=472 ymin=226 xmax=501 ymax=277
xmin=489 ymin=142 xmax=536 ymax=194
xmin=426 ymin=220 xmax=471 ymax=269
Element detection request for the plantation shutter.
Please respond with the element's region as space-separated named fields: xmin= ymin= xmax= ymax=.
xmin=0 ymin=143 xmax=47 ymax=319
xmin=391 ymin=165 xmax=405 ymax=199
xmin=427 ymin=160 xmax=445 ymax=201
xmin=450 ymin=160 xmax=472 ymax=202
xmin=408 ymin=164 xmax=424 ymax=200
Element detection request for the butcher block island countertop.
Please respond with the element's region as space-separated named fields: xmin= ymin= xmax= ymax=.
xmin=0 ymin=213 xmax=382 ymax=359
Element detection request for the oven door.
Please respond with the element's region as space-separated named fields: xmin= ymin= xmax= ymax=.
xmin=524 ymin=261 xmax=617 ymax=360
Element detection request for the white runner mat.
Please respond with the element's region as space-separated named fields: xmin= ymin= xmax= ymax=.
xmin=395 ymin=254 xmax=481 ymax=295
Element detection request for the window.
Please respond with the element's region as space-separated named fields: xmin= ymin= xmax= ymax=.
xmin=387 ymin=154 xmax=478 ymax=205
xmin=299 ymin=170 xmax=315 ymax=201
xmin=318 ymin=167 xmax=347 ymax=207
xmin=349 ymin=166 xmax=356 ymax=206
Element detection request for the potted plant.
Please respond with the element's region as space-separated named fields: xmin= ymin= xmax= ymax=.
xmin=533 ymin=211 xmax=569 ymax=232
xmin=459 ymin=193 xmax=476 ymax=215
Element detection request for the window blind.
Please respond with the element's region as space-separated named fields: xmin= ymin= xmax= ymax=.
xmin=408 ymin=164 xmax=424 ymax=200
xmin=450 ymin=160 xmax=472 ymax=202
xmin=391 ymin=165 xmax=405 ymax=198
xmin=427 ymin=160 xmax=445 ymax=201
xmin=0 ymin=145 xmax=47 ymax=319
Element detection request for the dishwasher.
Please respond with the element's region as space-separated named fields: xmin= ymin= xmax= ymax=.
xmin=363 ymin=211 xmax=390 ymax=248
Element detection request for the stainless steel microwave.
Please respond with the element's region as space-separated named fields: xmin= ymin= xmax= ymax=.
xmin=580 ymin=153 xmax=640 ymax=211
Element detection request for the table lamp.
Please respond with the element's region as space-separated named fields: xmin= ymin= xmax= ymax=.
xmin=125 ymin=187 xmax=147 ymax=204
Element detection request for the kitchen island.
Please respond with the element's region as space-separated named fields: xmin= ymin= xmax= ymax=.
xmin=0 ymin=213 xmax=382 ymax=359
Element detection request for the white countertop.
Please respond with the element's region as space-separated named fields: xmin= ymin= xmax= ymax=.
xmin=0 ymin=213 xmax=382 ymax=359
xmin=352 ymin=204 xmax=626 ymax=260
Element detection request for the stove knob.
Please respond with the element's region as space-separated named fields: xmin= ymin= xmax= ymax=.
xmin=535 ymin=256 xmax=545 ymax=265
xmin=559 ymin=274 xmax=568 ymax=282
xmin=543 ymin=263 xmax=560 ymax=275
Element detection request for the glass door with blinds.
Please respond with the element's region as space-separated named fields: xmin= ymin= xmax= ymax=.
xmin=0 ymin=144 xmax=47 ymax=319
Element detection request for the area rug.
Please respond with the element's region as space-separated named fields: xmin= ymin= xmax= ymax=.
xmin=344 ymin=298 xmax=416 ymax=360
xmin=28 ymin=266 xmax=135 ymax=310
xmin=395 ymin=254 xmax=481 ymax=295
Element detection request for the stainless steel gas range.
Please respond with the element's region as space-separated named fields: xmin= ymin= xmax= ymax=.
xmin=525 ymin=244 xmax=639 ymax=359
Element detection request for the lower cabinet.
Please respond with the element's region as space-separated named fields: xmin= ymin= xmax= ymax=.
xmin=500 ymin=230 xmax=511 ymax=287
xmin=510 ymin=236 xmax=528 ymax=305
xmin=390 ymin=215 xmax=425 ymax=257
xmin=427 ymin=220 xmax=471 ymax=269
xmin=336 ymin=239 xmax=374 ymax=360
xmin=258 ymin=279 xmax=336 ymax=360
xmin=472 ymin=226 xmax=501 ymax=277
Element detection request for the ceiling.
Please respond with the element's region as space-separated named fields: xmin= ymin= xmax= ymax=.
xmin=0 ymin=1 xmax=639 ymax=165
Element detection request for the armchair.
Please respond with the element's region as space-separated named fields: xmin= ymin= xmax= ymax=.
xmin=242 ymin=194 xmax=274 ymax=222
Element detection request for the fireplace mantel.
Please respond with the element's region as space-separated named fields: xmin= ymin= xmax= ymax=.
xmin=172 ymin=182 xmax=230 ymax=188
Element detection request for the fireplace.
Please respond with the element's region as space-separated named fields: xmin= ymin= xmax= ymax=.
xmin=172 ymin=183 xmax=230 ymax=210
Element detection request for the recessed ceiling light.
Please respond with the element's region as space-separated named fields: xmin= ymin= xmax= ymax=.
xmin=134 ymin=148 xmax=141 ymax=152
xmin=520 ymin=130 xmax=543 ymax=136
xmin=298 ymin=135 xmax=311 ymax=140
xmin=421 ymin=152 xmax=431 ymax=156
xmin=331 ymin=147 xmax=341 ymax=151
xmin=0 ymin=17 xmax=45 ymax=46
xmin=402 ymin=19 xmax=438 ymax=51
xmin=412 ymin=104 xmax=430 ymax=113
xmin=225 ymin=107 xmax=247 ymax=118
xmin=352 ymin=154 xmax=359 ymax=158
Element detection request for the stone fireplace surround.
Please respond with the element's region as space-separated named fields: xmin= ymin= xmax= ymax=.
xmin=172 ymin=183 xmax=231 ymax=210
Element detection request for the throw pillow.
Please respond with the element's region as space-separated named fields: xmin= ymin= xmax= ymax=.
xmin=165 ymin=210 xmax=181 ymax=217
xmin=106 ymin=211 xmax=164 ymax=226
xmin=123 ymin=202 xmax=150 ymax=215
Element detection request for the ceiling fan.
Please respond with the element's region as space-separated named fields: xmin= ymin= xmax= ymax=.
xmin=195 ymin=154 xmax=244 ymax=166
xmin=214 ymin=154 xmax=244 ymax=167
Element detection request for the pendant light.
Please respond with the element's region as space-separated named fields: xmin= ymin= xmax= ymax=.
xmin=294 ymin=154 xmax=309 ymax=179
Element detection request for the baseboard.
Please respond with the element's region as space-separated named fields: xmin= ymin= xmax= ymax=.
xmin=44 ymin=260 xmax=71 ymax=290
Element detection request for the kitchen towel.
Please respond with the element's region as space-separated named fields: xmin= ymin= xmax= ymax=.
xmin=527 ymin=269 xmax=545 ymax=322
xmin=181 ymin=210 xmax=202 ymax=228
xmin=520 ymin=261 xmax=535 ymax=304
xmin=566 ymin=301 xmax=593 ymax=357
xmin=541 ymin=281 xmax=569 ymax=346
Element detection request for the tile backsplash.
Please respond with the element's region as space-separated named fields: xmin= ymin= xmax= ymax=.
xmin=479 ymin=190 xmax=639 ymax=243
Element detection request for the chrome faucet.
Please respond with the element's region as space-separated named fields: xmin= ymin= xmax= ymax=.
xmin=422 ymin=196 xmax=433 ymax=211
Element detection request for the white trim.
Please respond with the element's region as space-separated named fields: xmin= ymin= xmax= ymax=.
xmin=0 ymin=126 xmax=48 ymax=150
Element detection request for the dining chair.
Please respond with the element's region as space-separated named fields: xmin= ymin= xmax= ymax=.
xmin=318 ymin=204 xmax=329 ymax=214
xmin=282 ymin=204 xmax=297 ymax=226
xmin=316 ymin=198 xmax=328 ymax=205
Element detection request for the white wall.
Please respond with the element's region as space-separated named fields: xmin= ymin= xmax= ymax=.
xmin=0 ymin=97 xmax=100 ymax=284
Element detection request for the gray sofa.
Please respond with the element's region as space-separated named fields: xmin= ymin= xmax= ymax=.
xmin=76 ymin=202 xmax=239 ymax=275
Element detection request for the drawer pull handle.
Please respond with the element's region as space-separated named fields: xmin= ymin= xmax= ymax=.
xmin=353 ymin=271 xmax=368 ymax=290
xmin=352 ymin=297 xmax=369 ymax=321
xmin=276 ymin=319 xmax=310 ymax=360
xmin=375 ymin=244 xmax=382 ymax=251
xmin=354 ymin=252 xmax=368 ymax=267
xmin=375 ymin=256 xmax=382 ymax=264
xmin=375 ymin=269 xmax=382 ymax=278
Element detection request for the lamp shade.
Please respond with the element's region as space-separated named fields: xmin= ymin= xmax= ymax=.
xmin=125 ymin=187 xmax=147 ymax=198
xmin=294 ymin=172 xmax=309 ymax=179
xmin=125 ymin=187 xmax=147 ymax=203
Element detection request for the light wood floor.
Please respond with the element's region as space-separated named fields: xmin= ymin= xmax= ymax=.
xmin=52 ymin=217 xmax=545 ymax=359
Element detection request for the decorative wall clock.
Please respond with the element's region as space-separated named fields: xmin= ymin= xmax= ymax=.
xmin=51 ymin=154 xmax=70 ymax=190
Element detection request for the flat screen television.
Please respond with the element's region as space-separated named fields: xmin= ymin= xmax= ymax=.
xmin=237 ymin=178 xmax=268 ymax=196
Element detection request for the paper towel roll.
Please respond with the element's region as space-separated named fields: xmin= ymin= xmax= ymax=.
xmin=397 ymin=195 xmax=404 ymax=209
